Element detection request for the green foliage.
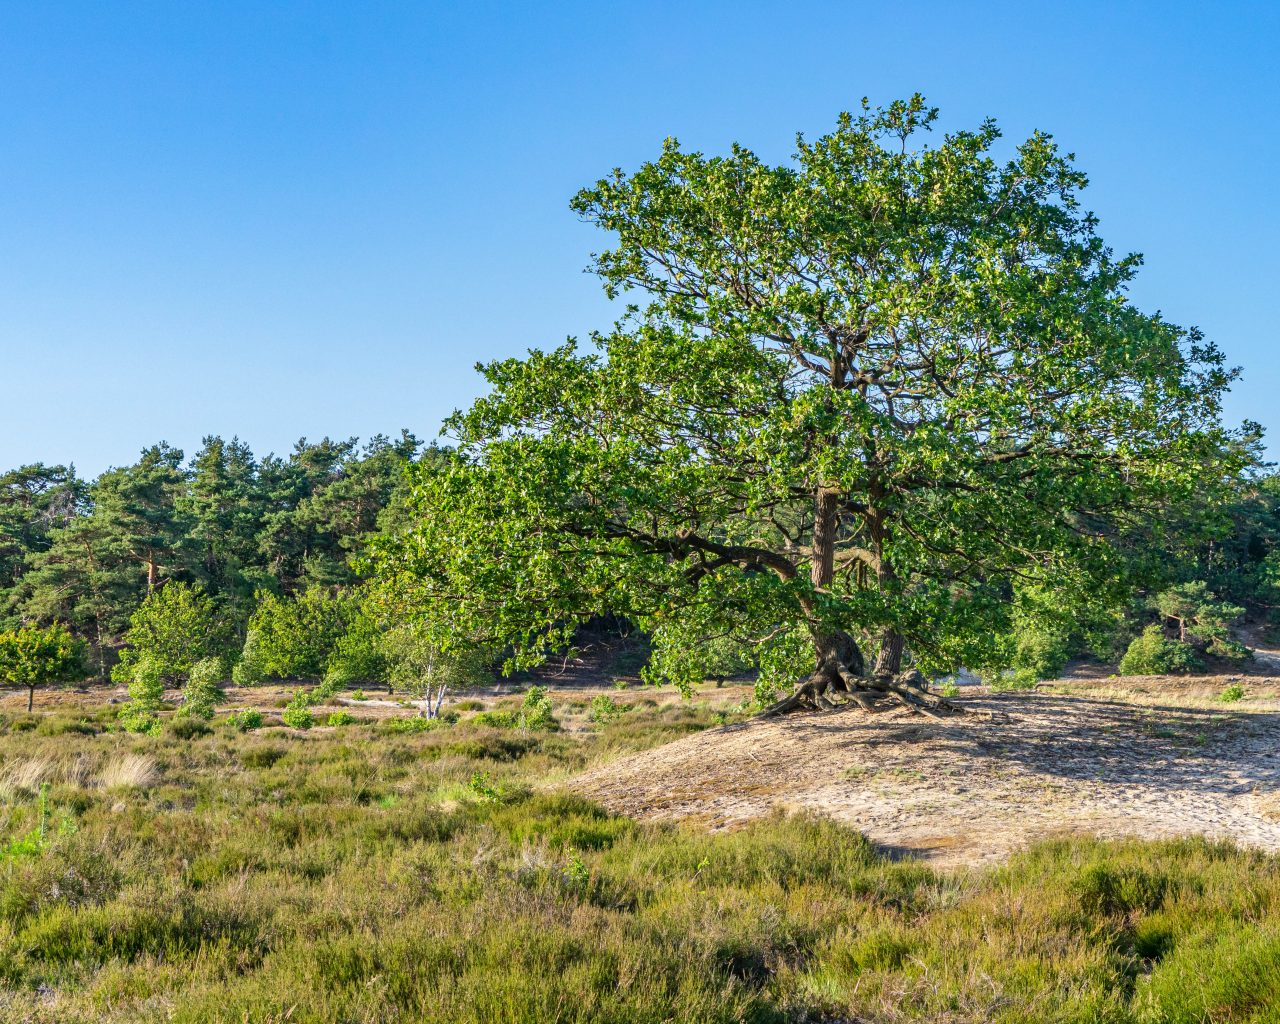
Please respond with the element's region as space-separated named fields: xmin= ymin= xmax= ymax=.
xmin=178 ymin=657 xmax=228 ymax=721
xmin=380 ymin=622 xmax=489 ymax=706
xmin=226 ymin=708 xmax=264 ymax=731
xmin=231 ymin=628 xmax=266 ymax=686
xmin=281 ymin=692 xmax=315 ymax=730
xmin=373 ymin=99 xmax=1241 ymax=706
xmin=244 ymin=588 xmax=352 ymax=681
xmin=1220 ymin=684 xmax=1246 ymax=703
xmin=1119 ymin=624 xmax=1201 ymax=675
xmin=310 ymin=675 xmax=339 ymax=702
xmin=987 ymin=668 xmax=1039 ymax=693
xmin=518 ymin=686 xmax=557 ymax=731
xmin=113 ymin=583 xmax=232 ymax=685
xmin=938 ymin=679 xmax=960 ymax=698
xmin=0 ymin=622 xmax=86 ymax=708
xmin=1153 ymin=581 xmax=1248 ymax=660
xmin=327 ymin=710 xmax=356 ymax=726
xmin=469 ymin=709 xmax=518 ymax=729
xmin=467 ymin=770 xmax=501 ymax=802
xmin=379 ymin=715 xmax=447 ymax=734
xmin=588 ymin=694 xmax=624 ymax=724
xmin=117 ymin=657 xmax=166 ymax=733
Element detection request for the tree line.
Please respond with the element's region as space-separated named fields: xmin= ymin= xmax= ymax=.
xmin=0 ymin=432 xmax=447 ymax=685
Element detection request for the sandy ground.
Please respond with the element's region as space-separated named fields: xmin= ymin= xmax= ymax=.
xmin=572 ymin=677 xmax=1280 ymax=868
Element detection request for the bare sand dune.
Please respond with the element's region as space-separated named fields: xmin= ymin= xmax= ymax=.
xmin=572 ymin=682 xmax=1280 ymax=867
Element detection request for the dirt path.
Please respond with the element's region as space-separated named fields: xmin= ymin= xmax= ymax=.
xmin=572 ymin=686 xmax=1280 ymax=867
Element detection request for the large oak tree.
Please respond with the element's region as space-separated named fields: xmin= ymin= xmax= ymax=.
xmin=376 ymin=98 xmax=1242 ymax=712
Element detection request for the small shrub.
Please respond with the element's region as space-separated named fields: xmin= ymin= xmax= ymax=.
xmin=1220 ymin=684 xmax=1245 ymax=703
xmin=519 ymin=685 xmax=558 ymax=731
xmin=169 ymin=716 xmax=212 ymax=739
xmin=227 ymin=708 xmax=264 ymax=731
xmin=988 ymin=667 xmax=1038 ymax=692
xmin=116 ymin=707 xmax=162 ymax=735
xmin=589 ymin=694 xmax=624 ymax=724
xmin=281 ymin=693 xmax=314 ymax=730
xmin=351 ymin=689 xmax=367 ymax=701
xmin=1120 ymin=625 xmax=1200 ymax=675
xmin=468 ymin=771 xmax=500 ymax=802
xmin=470 ymin=709 xmax=518 ymax=729
xmin=938 ymin=679 xmax=960 ymax=698
xmin=119 ymin=657 xmax=166 ymax=731
xmin=327 ymin=710 xmax=356 ymax=726
xmin=379 ymin=716 xmax=443 ymax=734
xmin=310 ymin=676 xmax=339 ymax=703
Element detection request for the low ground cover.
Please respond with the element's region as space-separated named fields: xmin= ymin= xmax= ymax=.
xmin=1 ymin=695 xmax=1280 ymax=1023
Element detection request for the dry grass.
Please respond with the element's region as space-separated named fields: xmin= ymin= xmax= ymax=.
xmin=95 ymin=753 xmax=159 ymax=790
xmin=0 ymin=754 xmax=59 ymax=798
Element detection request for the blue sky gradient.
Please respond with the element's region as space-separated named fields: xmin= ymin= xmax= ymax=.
xmin=2 ymin=1 xmax=1276 ymax=474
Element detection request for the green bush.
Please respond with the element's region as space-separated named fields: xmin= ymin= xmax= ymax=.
xmin=281 ymin=693 xmax=315 ymax=730
xmin=310 ymin=676 xmax=339 ymax=703
xmin=519 ymin=686 xmax=558 ymax=731
xmin=177 ymin=657 xmax=227 ymax=721
xmin=987 ymin=667 xmax=1038 ymax=692
xmin=469 ymin=709 xmax=517 ymax=729
xmin=379 ymin=715 xmax=444 ymax=734
xmin=327 ymin=710 xmax=356 ymax=726
xmin=169 ymin=716 xmax=212 ymax=739
xmin=1220 ymin=684 xmax=1245 ymax=703
xmin=226 ymin=708 xmax=264 ymax=732
xmin=118 ymin=658 xmax=165 ymax=733
xmin=243 ymin=589 xmax=354 ymax=682
xmin=231 ymin=629 xmax=266 ymax=686
xmin=589 ymin=694 xmax=624 ymax=724
xmin=1119 ymin=624 xmax=1200 ymax=675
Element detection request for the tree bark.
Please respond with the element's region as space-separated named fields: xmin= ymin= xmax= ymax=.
xmin=874 ymin=630 xmax=906 ymax=676
xmin=27 ymin=684 xmax=34 ymax=713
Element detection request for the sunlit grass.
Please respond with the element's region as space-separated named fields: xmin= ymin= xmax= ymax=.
xmin=1 ymin=699 xmax=1279 ymax=1022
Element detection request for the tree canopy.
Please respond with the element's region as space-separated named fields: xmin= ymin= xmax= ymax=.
xmin=373 ymin=97 xmax=1246 ymax=712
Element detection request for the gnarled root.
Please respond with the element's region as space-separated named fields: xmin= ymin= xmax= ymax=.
xmin=762 ymin=666 xmax=963 ymax=718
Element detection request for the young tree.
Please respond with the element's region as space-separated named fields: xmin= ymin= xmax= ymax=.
xmin=114 ymin=582 xmax=233 ymax=684
xmin=0 ymin=622 xmax=86 ymax=711
xmin=380 ymin=622 xmax=488 ymax=716
xmin=239 ymin=588 xmax=351 ymax=681
xmin=374 ymin=98 xmax=1242 ymax=714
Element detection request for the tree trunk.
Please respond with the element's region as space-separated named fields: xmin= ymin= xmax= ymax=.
xmin=809 ymin=486 xmax=863 ymax=692
xmin=811 ymin=486 xmax=839 ymax=592
xmin=874 ymin=631 xmax=906 ymax=676
xmin=761 ymin=486 xmax=955 ymax=717
xmin=27 ymin=684 xmax=34 ymax=713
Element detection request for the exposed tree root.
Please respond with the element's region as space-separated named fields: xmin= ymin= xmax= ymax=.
xmin=761 ymin=666 xmax=964 ymax=718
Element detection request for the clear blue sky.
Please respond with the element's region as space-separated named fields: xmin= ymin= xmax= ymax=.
xmin=2 ymin=1 xmax=1276 ymax=476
